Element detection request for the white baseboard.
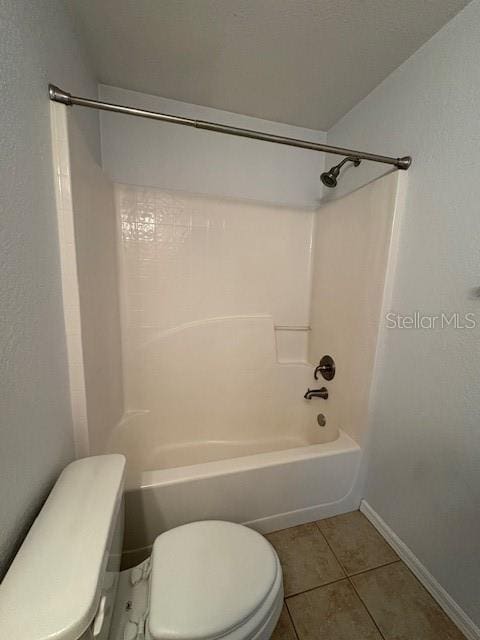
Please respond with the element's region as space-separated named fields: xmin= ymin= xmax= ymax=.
xmin=360 ymin=500 xmax=480 ymax=640
xmin=245 ymin=492 xmax=361 ymax=534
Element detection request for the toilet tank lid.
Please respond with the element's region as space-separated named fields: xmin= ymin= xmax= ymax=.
xmin=0 ymin=454 xmax=126 ymax=640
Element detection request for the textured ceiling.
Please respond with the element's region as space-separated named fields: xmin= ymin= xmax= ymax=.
xmin=67 ymin=0 xmax=469 ymax=130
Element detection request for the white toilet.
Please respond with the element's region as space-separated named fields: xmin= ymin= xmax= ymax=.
xmin=0 ymin=455 xmax=283 ymax=640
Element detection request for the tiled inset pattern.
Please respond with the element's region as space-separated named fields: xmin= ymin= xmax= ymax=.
xmin=269 ymin=511 xmax=466 ymax=640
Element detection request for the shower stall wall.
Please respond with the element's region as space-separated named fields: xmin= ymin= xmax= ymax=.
xmin=108 ymin=183 xmax=335 ymax=487
xmin=113 ymin=173 xmax=401 ymax=563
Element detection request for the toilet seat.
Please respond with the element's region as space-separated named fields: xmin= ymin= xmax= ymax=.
xmin=204 ymin=562 xmax=283 ymax=640
xmin=148 ymin=521 xmax=283 ymax=640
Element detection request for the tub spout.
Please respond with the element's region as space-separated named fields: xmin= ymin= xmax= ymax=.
xmin=304 ymin=387 xmax=329 ymax=400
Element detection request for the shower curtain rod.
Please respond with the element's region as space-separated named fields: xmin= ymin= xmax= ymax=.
xmin=49 ymin=85 xmax=411 ymax=170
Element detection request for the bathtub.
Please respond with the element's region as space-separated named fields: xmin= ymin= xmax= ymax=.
xmin=107 ymin=316 xmax=363 ymax=565
xmin=121 ymin=429 xmax=362 ymax=567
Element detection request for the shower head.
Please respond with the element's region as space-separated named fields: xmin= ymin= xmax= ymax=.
xmin=320 ymin=156 xmax=361 ymax=188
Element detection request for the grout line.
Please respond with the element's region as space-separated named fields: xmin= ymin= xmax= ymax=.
xmin=283 ymin=599 xmax=300 ymax=640
xmin=348 ymin=574 xmax=387 ymax=640
xmin=283 ymin=559 xmax=403 ymax=600
xmin=313 ymin=519 xmax=348 ymax=577
xmin=347 ymin=558 xmax=402 ymax=578
xmin=284 ymin=575 xmax=349 ymax=600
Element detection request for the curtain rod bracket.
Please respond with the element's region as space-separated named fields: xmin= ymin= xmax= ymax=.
xmin=49 ymin=85 xmax=72 ymax=106
xmin=396 ymin=156 xmax=412 ymax=170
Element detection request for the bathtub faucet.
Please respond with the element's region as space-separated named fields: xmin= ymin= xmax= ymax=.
xmin=304 ymin=387 xmax=329 ymax=400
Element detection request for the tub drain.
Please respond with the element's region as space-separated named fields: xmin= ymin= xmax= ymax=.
xmin=317 ymin=414 xmax=326 ymax=427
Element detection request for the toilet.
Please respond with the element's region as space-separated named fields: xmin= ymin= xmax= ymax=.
xmin=0 ymin=455 xmax=283 ymax=640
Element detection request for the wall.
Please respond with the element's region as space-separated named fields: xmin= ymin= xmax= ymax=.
xmin=99 ymin=85 xmax=327 ymax=209
xmin=327 ymin=0 xmax=480 ymax=628
xmin=309 ymin=173 xmax=400 ymax=445
xmin=0 ymin=0 xmax=99 ymax=576
xmin=107 ymin=184 xmax=338 ymax=480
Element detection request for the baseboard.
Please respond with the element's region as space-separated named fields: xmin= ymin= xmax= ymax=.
xmin=245 ymin=492 xmax=361 ymax=534
xmin=360 ymin=500 xmax=480 ymax=640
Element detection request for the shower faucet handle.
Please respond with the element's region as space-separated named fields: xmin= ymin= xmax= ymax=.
xmin=314 ymin=355 xmax=336 ymax=381
xmin=314 ymin=364 xmax=329 ymax=379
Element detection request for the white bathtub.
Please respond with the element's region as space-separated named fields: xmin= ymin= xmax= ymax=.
xmin=122 ymin=430 xmax=362 ymax=567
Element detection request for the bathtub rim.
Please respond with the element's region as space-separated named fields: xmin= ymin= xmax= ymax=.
xmin=133 ymin=429 xmax=359 ymax=491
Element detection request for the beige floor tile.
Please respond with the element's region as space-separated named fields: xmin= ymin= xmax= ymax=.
xmin=271 ymin=604 xmax=298 ymax=640
xmin=318 ymin=511 xmax=398 ymax=575
xmin=267 ymin=523 xmax=344 ymax=596
xmin=287 ymin=580 xmax=382 ymax=640
xmin=351 ymin=562 xmax=466 ymax=640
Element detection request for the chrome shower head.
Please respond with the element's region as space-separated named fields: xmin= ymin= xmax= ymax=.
xmin=320 ymin=156 xmax=361 ymax=188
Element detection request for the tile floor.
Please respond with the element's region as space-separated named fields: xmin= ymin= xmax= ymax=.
xmin=267 ymin=511 xmax=466 ymax=640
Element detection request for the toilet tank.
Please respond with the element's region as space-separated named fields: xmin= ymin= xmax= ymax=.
xmin=0 ymin=454 xmax=126 ymax=640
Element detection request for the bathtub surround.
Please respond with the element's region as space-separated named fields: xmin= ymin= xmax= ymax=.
xmin=98 ymin=85 xmax=327 ymax=209
xmin=110 ymin=184 xmax=325 ymax=481
xmin=50 ymin=103 xmax=89 ymax=456
xmin=67 ymin=111 xmax=124 ymax=455
xmin=99 ymin=175 xmax=400 ymax=562
xmin=326 ymin=0 xmax=480 ymax=630
xmin=309 ymin=172 xmax=401 ymax=445
xmin=95 ymin=87 xmax=403 ymax=507
xmin=0 ymin=0 xmax=99 ymax=577
xmin=51 ymin=107 xmax=124 ymax=457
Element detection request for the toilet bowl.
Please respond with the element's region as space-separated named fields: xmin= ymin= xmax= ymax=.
xmin=0 ymin=455 xmax=283 ymax=640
